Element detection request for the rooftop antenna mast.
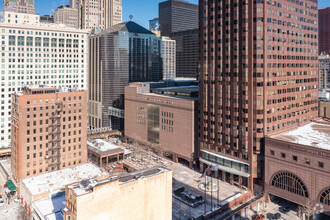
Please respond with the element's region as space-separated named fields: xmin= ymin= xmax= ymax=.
xmin=129 ymin=15 xmax=133 ymax=21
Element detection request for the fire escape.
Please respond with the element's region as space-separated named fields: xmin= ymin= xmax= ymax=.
xmin=47 ymin=100 xmax=63 ymax=171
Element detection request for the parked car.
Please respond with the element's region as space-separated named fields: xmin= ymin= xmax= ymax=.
xmin=270 ymin=213 xmax=281 ymax=220
xmin=280 ymin=206 xmax=290 ymax=214
xmin=253 ymin=214 xmax=265 ymax=220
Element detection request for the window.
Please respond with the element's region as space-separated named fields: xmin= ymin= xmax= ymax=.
xmin=270 ymin=150 xmax=275 ymax=155
xmin=293 ymin=156 xmax=297 ymax=161
xmin=281 ymin=153 xmax=286 ymax=158
xmin=319 ymin=162 xmax=324 ymax=168
xmin=319 ymin=188 xmax=330 ymax=206
xmin=271 ymin=171 xmax=309 ymax=198
xmin=305 ymin=159 xmax=310 ymax=165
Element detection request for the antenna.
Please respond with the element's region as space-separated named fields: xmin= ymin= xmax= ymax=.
xmin=129 ymin=15 xmax=133 ymax=21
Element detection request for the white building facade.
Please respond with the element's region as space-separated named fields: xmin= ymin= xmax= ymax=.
xmin=0 ymin=11 xmax=89 ymax=147
xmin=161 ymin=37 xmax=176 ymax=80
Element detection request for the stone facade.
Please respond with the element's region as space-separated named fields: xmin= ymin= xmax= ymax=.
xmin=265 ymin=134 xmax=330 ymax=216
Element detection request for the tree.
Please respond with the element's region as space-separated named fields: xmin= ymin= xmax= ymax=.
xmin=298 ymin=200 xmax=314 ymax=220
xmin=17 ymin=207 xmax=29 ymax=220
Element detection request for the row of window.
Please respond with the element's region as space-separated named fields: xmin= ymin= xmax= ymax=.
xmin=270 ymin=150 xmax=324 ymax=168
xmin=3 ymin=29 xmax=84 ymax=38
xmin=25 ymin=159 xmax=82 ymax=177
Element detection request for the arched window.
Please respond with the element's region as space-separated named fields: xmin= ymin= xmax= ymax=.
xmin=271 ymin=171 xmax=309 ymax=198
xmin=319 ymin=188 xmax=330 ymax=206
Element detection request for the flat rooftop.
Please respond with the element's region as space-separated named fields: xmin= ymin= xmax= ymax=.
xmin=68 ymin=166 xmax=169 ymax=196
xmin=33 ymin=192 xmax=65 ymax=220
xmin=151 ymin=85 xmax=198 ymax=98
xmin=87 ymin=139 xmax=132 ymax=156
xmin=21 ymin=163 xmax=104 ymax=196
xmin=269 ymin=122 xmax=330 ymax=150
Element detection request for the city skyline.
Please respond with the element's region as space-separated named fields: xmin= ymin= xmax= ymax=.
xmin=3 ymin=0 xmax=328 ymax=29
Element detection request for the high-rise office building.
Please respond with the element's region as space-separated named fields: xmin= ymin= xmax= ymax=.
xmin=319 ymin=7 xmax=330 ymax=55
xmin=159 ymin=0 xmax=198 ymax=78
xmin=78 ymin=0 xmax=122 ymax=29
xmin=88 ymin=21 xmax=163 ymax=131
xmin=0 ymin=11 xmax=89 ymax=147
xmin=3 ymin=0 xmax=35 ymax=14
xmin=159 ymin=0 xmax=198 ymax=37
xmin=54 ymin=5 xmax=79 ymax=29
xmin=199 ymin=0 xmax=319 ymax=191
xmin=11 ymin=86 xmax=88 ymax=188
xmin=70 ymin=0 xmax=79 ymax=9
xmin=162 ymin=37 xmax=176 ymax=80
xmin=319 ymin=53 xmax=330 ymax=90
xmin=170 ymin=29 xmax=198 ymax=78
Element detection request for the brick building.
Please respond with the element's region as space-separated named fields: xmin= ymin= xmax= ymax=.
xmin=265 ymin=121 xmax=330 ymax=216
xmin=199 ymin=0 xmax=319 ymax=191
xmin=63 ymin=167 xmax=172 ymax=220
xmin=125 ymin=80 xmax=199 ymax=168
xmin=319 ymin=7 xmax=330 ymax=55
xmin=11 ymin=86 xmax=88 ymax=188
xmin=87 ymin=139 xmax=132 ymax=169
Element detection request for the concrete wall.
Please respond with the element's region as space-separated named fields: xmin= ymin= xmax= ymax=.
xmin=68 ymin=170 xmax=172 ymax=220
xmin=319 ymin=101 xmax=330 ymax=118
xmin=125 ymin=85 xmax=198 ymax=166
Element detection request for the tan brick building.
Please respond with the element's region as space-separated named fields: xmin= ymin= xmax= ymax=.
xmin=3 ymin=0 xmax=35 ymax=14
xmin=78 ymin=0 xmax=122 ymax=29
xmin=54 ymin=5 xmax=78 ymax=29
xmin=319 ymin=100 xmax=330 ymax=118
xmin=63 ymin=167 xmax=172 ymax=220
xmin=125 ymin=81 xmax=199 ymax=168
xmin=11 ymin=86 xmax=88 ymax=188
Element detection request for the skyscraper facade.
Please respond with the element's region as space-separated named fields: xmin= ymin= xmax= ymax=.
xmin=88 ymin=22 xmax=163 ymax=130
xmin=54 ymin=5 xmax=79 ymax=29
xmin=159 ymin=0 xmax=199 ymax=78
xmin=199 ymin=0 xmax=319 ymax=191
xmin=170 ymin=29 xmax=199 ymax=78
xmin=11 ymin=86 xmax=88 ymax=187
xmin=3 ymin=0 xmax=35 ymax=14
xmin=319 ymin=7 xmax=330 ymax=54
xmin=159 ymin=0 xmax=198 ymax=37
xmin=0 ymin=11 xmax=89 ymax=147
xmin=78 ymin=0 xmax=122 ymax=29
xmin=70 ymin=0 xmax=79 ymax=9
xmin=162 ymin=37 xmax=176 ymax=80
xmin=319 ymin=52 xmax=330 ymax=90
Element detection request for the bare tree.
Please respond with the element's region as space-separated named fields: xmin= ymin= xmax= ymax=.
xmin=17 ymin=207 xmax=29 ymax=220
xmin=298 ymin=200 xmax=314 ymax=220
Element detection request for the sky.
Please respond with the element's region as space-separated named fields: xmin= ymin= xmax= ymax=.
xmin=0 ymin=0 xmax=329 ymax=29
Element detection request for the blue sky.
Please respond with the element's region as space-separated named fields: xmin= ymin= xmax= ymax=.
xmin=0 ymin=0 xmax=329 ymax=29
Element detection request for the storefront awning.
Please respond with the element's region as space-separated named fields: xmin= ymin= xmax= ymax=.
xmin=5 ymin=180 xmax=17 ymax=192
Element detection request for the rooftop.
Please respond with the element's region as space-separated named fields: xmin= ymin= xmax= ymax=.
xmin=33 ymin=192 xmax=66 ymax=220
xmin=21 ymin=163 xmax=104 ymax=196
xmin=68 ymin=166 xmax=169 ymax=196
xmin=95 ymin=21 xmax=155 ymax=36
xmin=151 ymin=85 xmax=198 ymax=98
xmin=87 ymin=139 xmax=132 ymax=156
xmin=269 ymin=122 xmax=330 ymax=150
xmin=17 ymin=85 xmax=84 ymax=96
xmin=131 ymin=80 xmax=199 ymax=99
